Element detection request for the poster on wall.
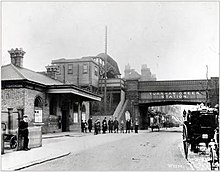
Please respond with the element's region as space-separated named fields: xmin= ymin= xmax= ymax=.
xmin=35 ymin=110 xmax=42 ymax=123
xmin=74 ymin=112 xmax=78 ymax=123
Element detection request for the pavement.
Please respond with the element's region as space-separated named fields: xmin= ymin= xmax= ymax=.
xmin=1 ymin=131 xmax=89 ymax=171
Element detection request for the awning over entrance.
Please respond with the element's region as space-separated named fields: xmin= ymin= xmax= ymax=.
xmin=47 ymin=85 xmax=101 ymax=101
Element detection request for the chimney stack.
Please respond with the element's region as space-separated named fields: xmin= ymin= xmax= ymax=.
xmin=8 ymin=48 xmax=26 ymax=68
xmin=45 ymin=65 xmax=58 ymax=80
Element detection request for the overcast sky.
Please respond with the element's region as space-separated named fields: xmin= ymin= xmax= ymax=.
xmin=2 ymin=2 xmax=219 ymax=80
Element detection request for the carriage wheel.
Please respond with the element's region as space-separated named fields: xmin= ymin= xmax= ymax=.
xmin=10 ymin=135 xmax=17 ymax=149
xmin=183 ymin=124 xmax=189 ymax=159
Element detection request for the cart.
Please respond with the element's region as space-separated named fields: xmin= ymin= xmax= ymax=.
xmin=182 ymin=107 xmax=218 ymax=159
xmin=150 ymin=115 xmax=162 ymax=132
xmin=2 ymin=122 xmax=18 ymax=149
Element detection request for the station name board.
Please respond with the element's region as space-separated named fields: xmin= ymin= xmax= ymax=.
xmin=140 ymin=91 xmax=206 ymax=100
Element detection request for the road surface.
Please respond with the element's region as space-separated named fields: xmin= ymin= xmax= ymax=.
xmin=23 ymin=127 xmax=193 ymax=171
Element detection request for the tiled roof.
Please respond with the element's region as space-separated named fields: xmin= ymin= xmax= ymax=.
xmin=1 ymin=64 xmax=63 ymax=86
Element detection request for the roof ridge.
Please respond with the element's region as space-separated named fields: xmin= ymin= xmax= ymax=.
xmin=21 ymin=66 xmax=62 ymax=82
xmin=10 ymin=64 xmax=26 ymax=79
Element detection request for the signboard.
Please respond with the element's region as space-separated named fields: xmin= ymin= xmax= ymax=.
xmin=74 ymin=112 xmax=78 ymax=123
xmin=34 ymin=110 xmax=42 ymax=123
xmin=140 ymin=91 xmax=206 ymax=100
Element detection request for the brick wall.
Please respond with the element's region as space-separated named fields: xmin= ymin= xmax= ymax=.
xmin=1 ymin=88 xmax=25 ymax=111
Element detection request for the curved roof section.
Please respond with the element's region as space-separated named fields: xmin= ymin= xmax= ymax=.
xmin=97 ymin=53 xmax=121 ymax=75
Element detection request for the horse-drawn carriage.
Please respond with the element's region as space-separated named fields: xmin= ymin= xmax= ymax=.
xmin=182 ymin=105 xmax=219 ymax=170
xmin=150 ymin=115 xmax=163 ymax=132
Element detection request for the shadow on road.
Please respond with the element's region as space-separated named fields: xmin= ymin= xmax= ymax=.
xmin=146 ymin=128 xmax=182 ymax=133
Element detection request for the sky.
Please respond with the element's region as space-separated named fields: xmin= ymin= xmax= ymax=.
xmin=2 ymin=1 xmax=219 ymax=80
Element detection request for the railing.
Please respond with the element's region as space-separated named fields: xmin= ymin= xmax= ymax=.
xmin=116 ymin=100 xmax=129 ymax=121
xmin=112 ymin=90 xmax=125 ymax=118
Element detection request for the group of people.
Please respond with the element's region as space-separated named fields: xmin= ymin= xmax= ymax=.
xmin=81 ymin=118 xmax=93 ymax=133
xmin=82 ymin=117 xmax=139 ymax=135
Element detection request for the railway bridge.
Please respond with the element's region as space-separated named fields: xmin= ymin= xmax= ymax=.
xmin=123 ymin=77 xmax=219 ymax=129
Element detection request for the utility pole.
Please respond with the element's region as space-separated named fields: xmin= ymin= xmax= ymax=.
xmin=205 ymin=65 xmax=209 ymax=106
xmin=104 ymin=26 xmax=107 ymax=116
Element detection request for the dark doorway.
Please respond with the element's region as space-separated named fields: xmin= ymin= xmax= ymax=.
xmin=61 ymin=110 xmax=69 ymax=132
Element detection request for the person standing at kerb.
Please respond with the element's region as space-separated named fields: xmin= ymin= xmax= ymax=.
xmin=88 ymin=118 xmax=93 ymax=133
xmin=18 ymin=115 xmax=30 ymax=151
xmin=134 ymin=118 xmax=139 ymax=133
xmin=108 ymin=117 xmax=113 ymax=133
xmin=113 ymin=117 xmax=119 ymax=133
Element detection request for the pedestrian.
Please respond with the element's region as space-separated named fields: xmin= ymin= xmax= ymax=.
xmin=126 ymin=119 xmax=131 ymax=133
xmin=134 ymin=118 xmax=139 ymax=133
xmin=94 ymin=119 xmax=100 ymax=135
xmin=18 ymin=115 xmax=30 ymax=151
xmin=113 ymin=117 xmax=119 ymax=133
xmin=94 ymin=119 xmax=98 ymax=135
xmin=88 ymin=118 xmax=93 ymax=132
xmin=102 ymin=117 xmax=107 ymax=134
xmin=97 ymin=119 xmax=101 ymax=134
xmin=130 ymin=119 xmax=133 ymax=132
xmin=120 ymin=120 xmax=125 ymax=133
xmin=81 ymin=120 xmax=85 ymax=132
xmin=108 ymin=117 xmax=113 ymax=133
xmin=84 ymin=120 xmax=88 ymax=133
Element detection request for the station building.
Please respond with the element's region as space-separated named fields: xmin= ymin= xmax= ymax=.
xmin=1 ymin=48 xmax=101 ymax=134
xmin=46 ymin=53 xmax=126 ymax=122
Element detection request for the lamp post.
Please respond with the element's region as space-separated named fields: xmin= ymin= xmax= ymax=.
xmin=104 ymin=26 xmax=107 ymax=116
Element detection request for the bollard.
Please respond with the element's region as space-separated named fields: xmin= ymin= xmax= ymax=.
xmin=1 ymin=127 xmax=5 ymax=154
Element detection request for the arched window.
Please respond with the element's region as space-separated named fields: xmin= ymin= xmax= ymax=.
xmin=34 ymin=96 xmax=43 ymax=108
xmin=82 ymin=104 xmax=86 ymax=112
xmin=34 ymin=96 xmax=43 ymax=123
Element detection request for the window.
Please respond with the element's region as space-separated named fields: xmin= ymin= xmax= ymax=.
xmin=34 ymin=96 xmax=43 ymax=108
xmin=68 ymin=64 xmax=73 ymax=74
xmin=34 ymin=96 xmax=43 ymax=123
xmin=56 ymin=66 xmax=61 ymax=75
xmin=83 ymin=64 xmax=88 ymax=74
xmin=94 ymin=66 xmax=98 ymax=76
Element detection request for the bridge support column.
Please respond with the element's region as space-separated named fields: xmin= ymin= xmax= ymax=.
xmin=139 ymin=105 xmax=149 ymax=130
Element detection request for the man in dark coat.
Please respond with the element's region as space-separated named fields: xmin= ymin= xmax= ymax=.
xmin=88 ymin=118 xmax=93 ymax=132
xmin=108 ymin=117 xmax=114 ymax=133
xmin=102 ymin=117 xmax=107 ymax=134
xmin=113 ymin=117 xmax=119 ymax=133
xmin=18 ymin=115 xmax=30 ymax=151
xmin=126 ymin=119 xmax=131 ymax=133
xmin=81 ymin=120 xmax=85 ymax=132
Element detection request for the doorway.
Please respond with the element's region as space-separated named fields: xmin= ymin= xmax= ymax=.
xmin=61 ymin=110 xmax=69 ymax=132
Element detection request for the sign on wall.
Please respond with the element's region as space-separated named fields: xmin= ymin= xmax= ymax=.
xmin=74 ymin=112 xmax=78 ymax=123
xmin=34 ymin=110 xmax=42 ymax=123
xmin=140 ymin=91 xmax=206 ymax=100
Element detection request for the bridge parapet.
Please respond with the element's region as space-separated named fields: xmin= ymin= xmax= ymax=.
xmin=138 ymin=79 xmax=209 ymax=92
